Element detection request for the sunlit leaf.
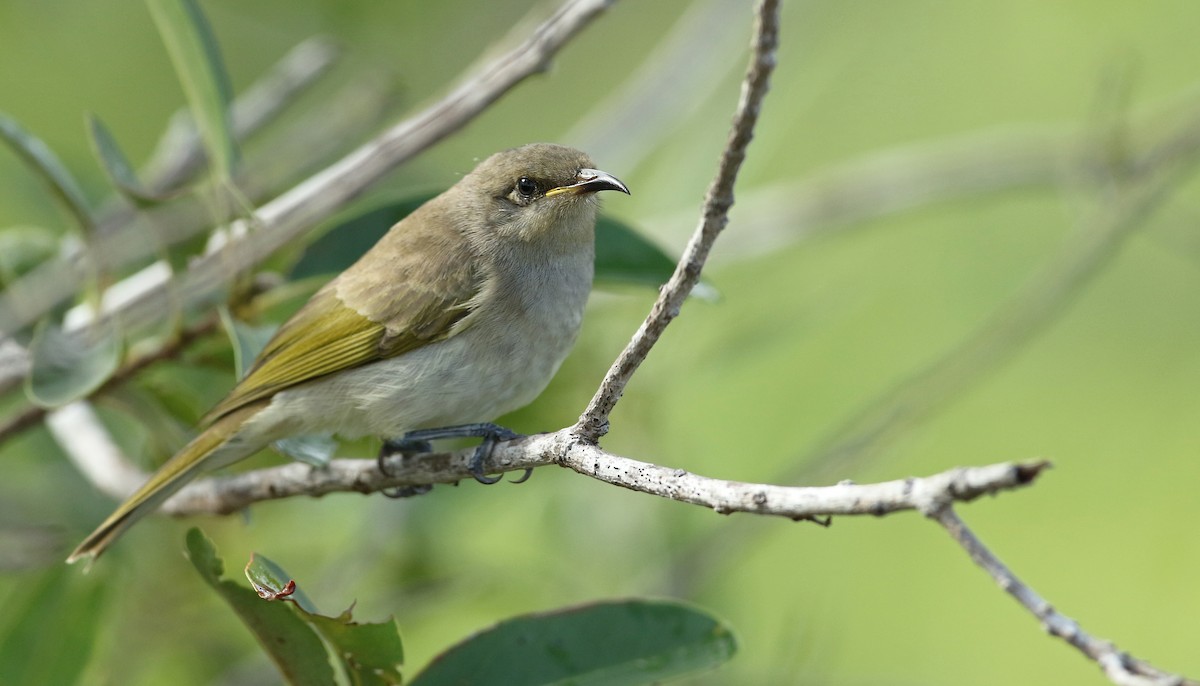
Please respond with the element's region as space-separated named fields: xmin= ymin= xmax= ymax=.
xmin=186 ymin=529 xmax=334 ymax=686
xmin=24 ymin=318 xmax=121 ymax=408
xmin=146 ymin=0 xmax=238 ymax=178
xmin=410 ymin=599 xmax=737 ymax=686
xmin=0 ymin=112 xmax=94 ymax=232
xmin=86 ymin=113 xmax=167 ymax=206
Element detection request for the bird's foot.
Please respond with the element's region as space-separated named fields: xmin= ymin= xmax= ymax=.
xmin=376 ymin=436 xmax=435 ymax=499
xmin=398 ymin=423 xmax=531 ymax=485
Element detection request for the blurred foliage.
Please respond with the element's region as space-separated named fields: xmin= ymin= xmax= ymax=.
xmin=2 ymin=1 xmax=1200 ymax=685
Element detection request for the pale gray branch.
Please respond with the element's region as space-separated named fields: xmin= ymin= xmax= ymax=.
xmin=933 ymin=506 xmax=1196 ymax=686
xmin=153 ymin=429 xmax=1046 ymax=521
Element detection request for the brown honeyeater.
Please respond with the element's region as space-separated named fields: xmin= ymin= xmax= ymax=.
xmin=68 ymin=143 xmax=629 ymax=563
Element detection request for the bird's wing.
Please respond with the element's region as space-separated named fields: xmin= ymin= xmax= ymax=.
xmin=203 ymin=210 xmax=482 ymax=424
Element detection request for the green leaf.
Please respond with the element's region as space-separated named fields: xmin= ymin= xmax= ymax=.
xmin=0 ymin=112 xmax=95 ymax=232
xmin=0 ymin=226 xmax=58 ymax=288
xmin=0 ymin=564 xmax=106 ymax=686
xmin=86 ymin=113 xmax=167 ymax=206
xmin=24 ymin=318 xmax=121 ymax=408
xmin=243 ymin=548 xmax=405 ymax=686
xmin=185 ymin=529 xmax=335 ymax=686
xmin=594 ymin=216 xmax=679 ymax=289
xmin=305 ymin=610 xmax=405 ymax=686
xmin=244 ymin=552 xmax=319 ymax=613
xmin=410 ymin=599 xmax=737 ymax=686
xmin=146 ymin=0 xmax=238 ymax=178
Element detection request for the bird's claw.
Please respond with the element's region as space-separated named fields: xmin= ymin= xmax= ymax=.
xmin=379 ymin=423 xmax=532 ymax=488
xmin=377 ymin=437 xmax=436 ymax=498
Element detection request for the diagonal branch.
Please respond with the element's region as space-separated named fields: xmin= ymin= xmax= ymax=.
xmin=573 ymin=0 xmax=780 ymax=442
xmin=932 ymin=506 xmax=1197 ymax=686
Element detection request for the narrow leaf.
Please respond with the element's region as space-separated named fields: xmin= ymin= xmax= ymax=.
xmin=186 ymin=529 xmax=334 ymax=686
xmin=0 ymin=112 xmax=94 ymax=232
xmin=410 ymin=599 xmax=737 ymax=686
xmin=86 ymin=113 xmax=167 ymax=206
xmin=24 ymin=318 xmax=121 ymax=408
xmin=146 ymin=0 xmax=238 ymax=177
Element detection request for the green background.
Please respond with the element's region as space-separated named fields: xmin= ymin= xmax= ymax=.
xmin=2 ymin=0 xmax=1199 ymax=684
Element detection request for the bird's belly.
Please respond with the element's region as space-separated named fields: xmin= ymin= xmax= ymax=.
xmin=260 ymin=307 xmax=582 ymax=440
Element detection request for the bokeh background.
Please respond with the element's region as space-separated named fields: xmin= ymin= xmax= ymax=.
xmin=2 ymin=0 xmax=1199 ymax=683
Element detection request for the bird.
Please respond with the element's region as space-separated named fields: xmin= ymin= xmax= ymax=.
xmin=68 ymin=143 xmax=629 ymax=563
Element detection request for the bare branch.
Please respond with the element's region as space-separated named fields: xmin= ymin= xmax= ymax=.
xmin=148 ymin=429 xmax=1045 ymax=521
xmin=574 ymin=0 xmax=780 ymax=442
xmin=932 ymin=507 xmax=1197 ymax=686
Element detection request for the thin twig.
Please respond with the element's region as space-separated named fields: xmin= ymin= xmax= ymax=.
xmin=932 ymin=506 xmax=1195 ymax=686
xmin=573 ymin=0 xmax=780 ymax=442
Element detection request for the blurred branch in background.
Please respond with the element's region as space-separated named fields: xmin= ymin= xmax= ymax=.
xmin=565 ymin=0 xmax=749 ymax=173
xmin=792 ymin=108 xmax=1200 ymax=486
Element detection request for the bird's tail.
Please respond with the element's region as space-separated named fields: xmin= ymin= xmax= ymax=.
xmin=67 ymin=403 xmax=265 ymax=564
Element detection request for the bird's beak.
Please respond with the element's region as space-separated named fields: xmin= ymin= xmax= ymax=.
xmin=545 ymin=168 xmax=630 ymax=197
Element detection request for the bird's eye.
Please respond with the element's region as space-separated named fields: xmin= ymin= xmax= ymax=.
xmin=516 ymin=177 xmax=538 ymax=198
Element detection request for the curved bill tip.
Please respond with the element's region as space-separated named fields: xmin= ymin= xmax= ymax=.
xmin=546 ymin=168 xmax=630 ymax=197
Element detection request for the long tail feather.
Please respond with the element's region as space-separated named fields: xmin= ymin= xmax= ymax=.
xmin=67 ymin=403 xmax=266 ymax=564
